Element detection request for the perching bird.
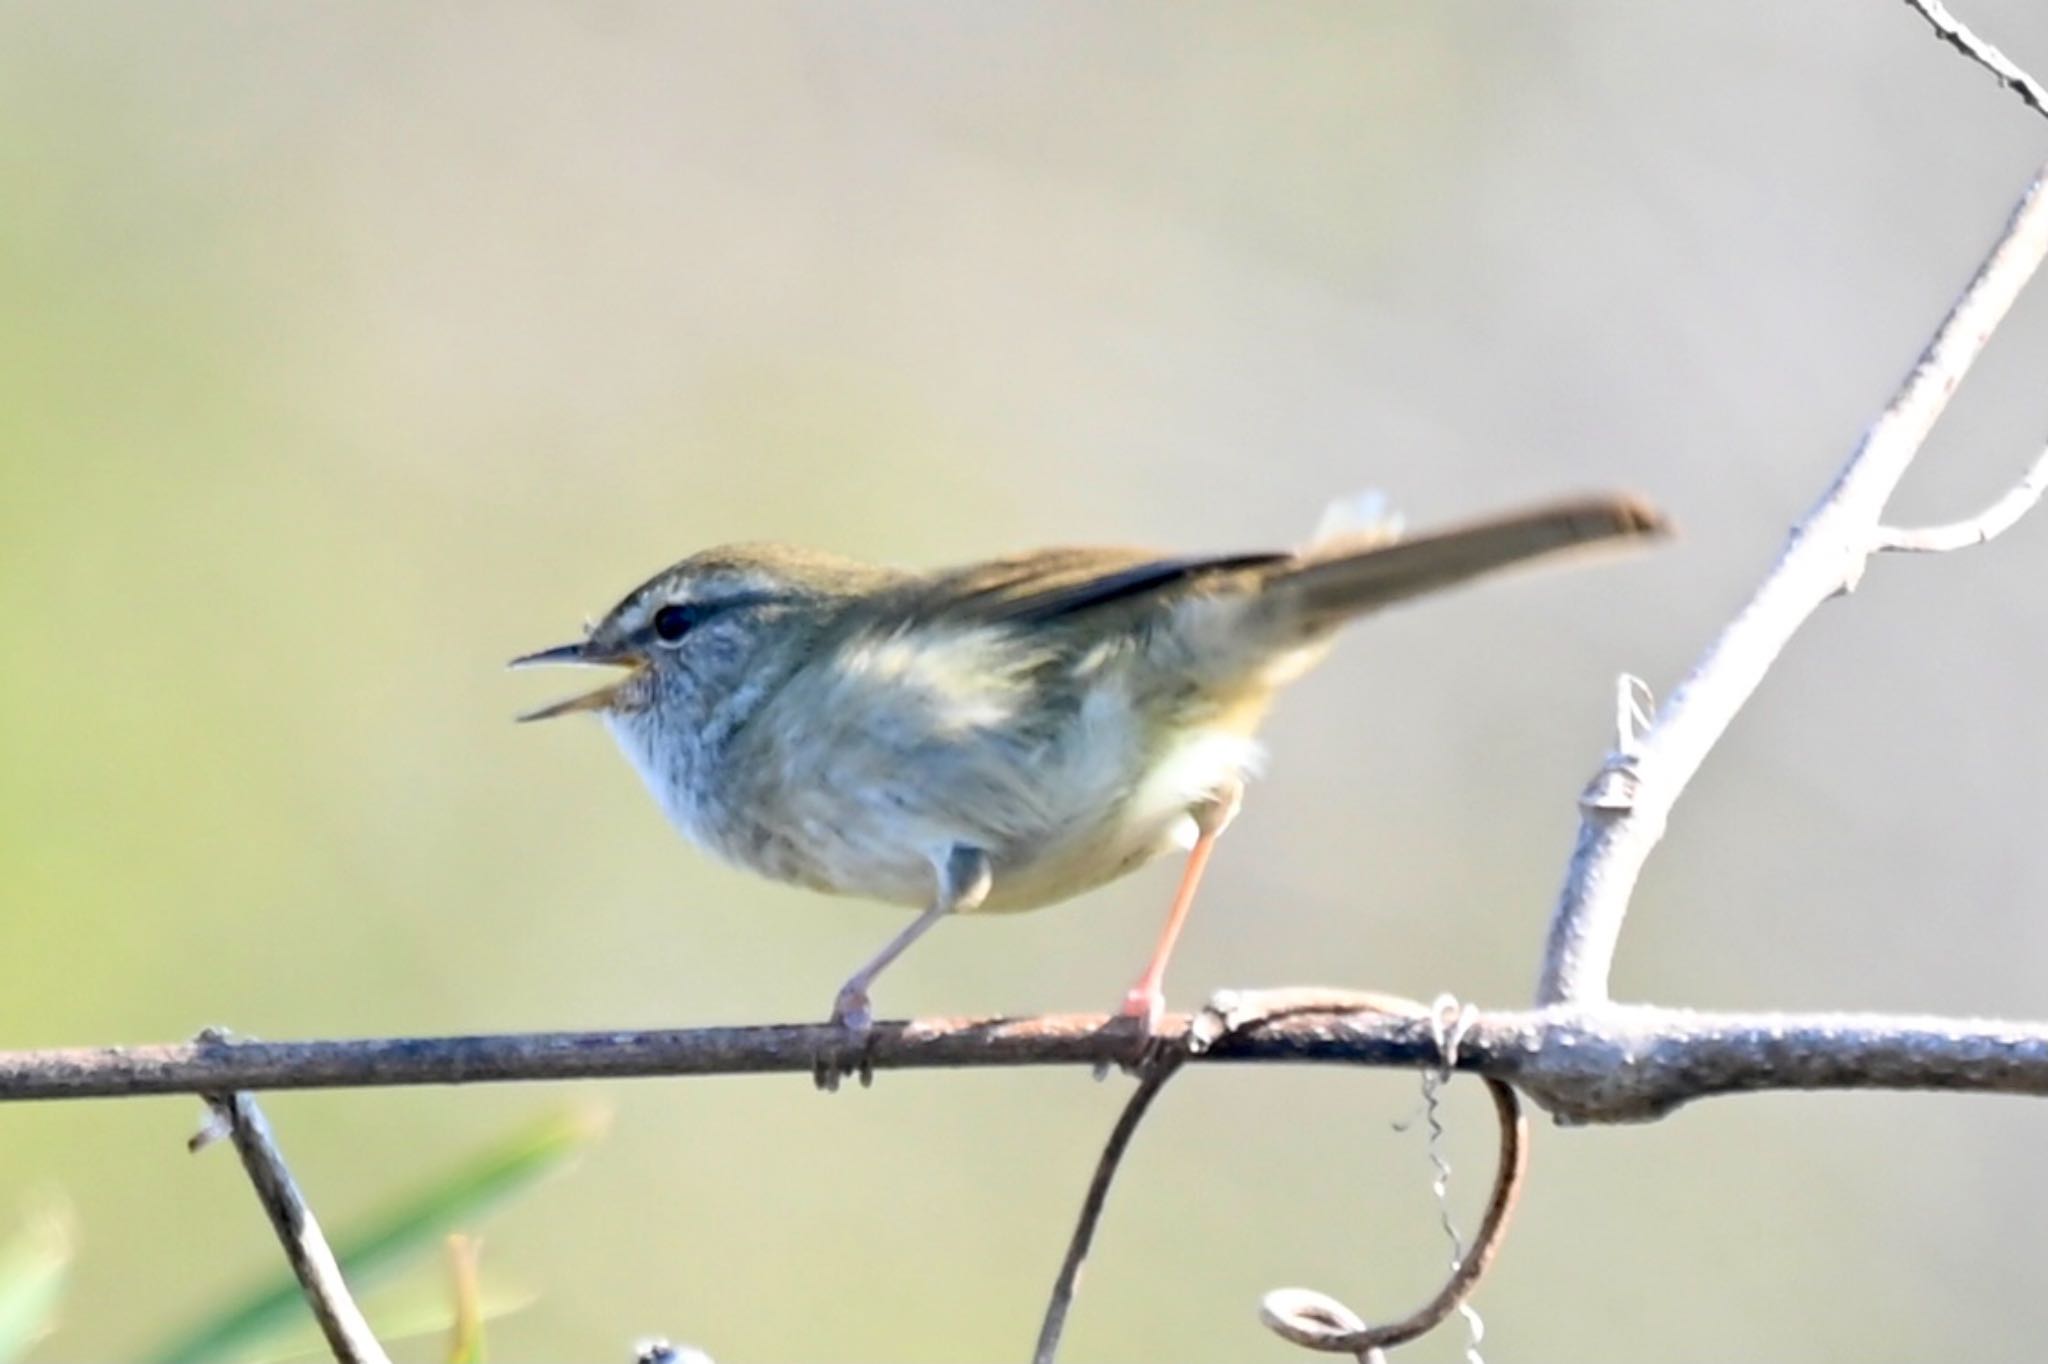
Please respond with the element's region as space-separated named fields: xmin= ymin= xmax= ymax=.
xmin=513 ymin=493 xmax=1664 ymax=1074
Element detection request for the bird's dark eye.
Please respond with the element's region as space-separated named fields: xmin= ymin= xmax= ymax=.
xmin=652 ymin=603 xmax=698 ymax=643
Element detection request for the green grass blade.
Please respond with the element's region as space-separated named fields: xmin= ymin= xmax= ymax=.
xmin=150 ymin=1107 xmax=604 ymax=1364
xmin=0 ymin=1208 xmax=72 ymax=1364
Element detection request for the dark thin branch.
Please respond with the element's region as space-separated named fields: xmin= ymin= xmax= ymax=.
xmin=1535 ymin=157 xmax=2048 ymax=1008
xmin=0 ymin=1004 xmax=2037 ymax=1123
xmin=1897 ymin=0 xmax=2048 ymax=120
xmin=1033 ymin=1037 xmax=1180 ymax=1364
xmin=194 ymin=1089 xmax=391 ymax=1364
xmin=1033 ymin=991 xmax=1527 ymax=1363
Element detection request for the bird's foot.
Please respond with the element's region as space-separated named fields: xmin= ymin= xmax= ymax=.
xmin=812 ymin=986 xmax=877 ymax=1093
xmin=1118 ymin=984 xmax=1165 ymax=1034
xmin=1092 ymin=984 xmax=1168 ymax=1080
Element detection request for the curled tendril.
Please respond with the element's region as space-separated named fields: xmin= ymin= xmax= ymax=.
xmin=1257 ymin=1070 xmax=1524 ymax=1357
xmin=1033 ymin=991 xmax=1528 ymax=1364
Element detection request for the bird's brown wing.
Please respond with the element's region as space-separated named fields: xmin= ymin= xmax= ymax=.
xmin=893 ymin=494 xmax=1663 ymax=635
xmin=907 ymin=546 xmax=1289 ymax=626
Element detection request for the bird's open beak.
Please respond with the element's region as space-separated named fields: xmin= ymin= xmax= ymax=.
xmin=508 ymin=641 xmax=645 ymax=722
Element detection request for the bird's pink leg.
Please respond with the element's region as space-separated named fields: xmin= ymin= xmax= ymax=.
xmin=1118 ymin=782 xmax=1243 ymax=1032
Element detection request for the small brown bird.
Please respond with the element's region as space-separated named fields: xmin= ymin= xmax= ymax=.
xmin=513 ymin=493 xmax=1663 ymax=1072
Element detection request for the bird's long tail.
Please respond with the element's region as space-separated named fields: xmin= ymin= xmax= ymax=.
xmin=1255 ymin=494 xmax=1667 ymax=636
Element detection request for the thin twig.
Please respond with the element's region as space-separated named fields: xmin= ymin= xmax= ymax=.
xmin=1536 ymin=158 xmax=2048 ymax=1008
xmin=1897 ymin=0 xmax=2048 ymax=120
xmin=1877 ymin=443 xmax=2048 ymax=551
xmin=11 ymin=1006 xmax=2048 ymax=1122
xmin=1033 ymin=992 xmax=1528 ymax=1363
xmin=195 ymin=1089 xmax=392 ymax=1364
xmin=1031 ymin=1044 xmax=1180 ymax=1364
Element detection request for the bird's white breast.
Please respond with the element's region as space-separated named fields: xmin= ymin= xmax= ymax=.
xmin=609 ymin=620 xmax=1267 ymax=914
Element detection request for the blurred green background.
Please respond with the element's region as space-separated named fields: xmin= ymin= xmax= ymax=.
xmin=4 ymin=2 xmax=2048 ymax=1359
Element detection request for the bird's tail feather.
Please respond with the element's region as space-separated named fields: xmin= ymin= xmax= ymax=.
xmin=1257 ymin=494 xmax=1667 ymax=635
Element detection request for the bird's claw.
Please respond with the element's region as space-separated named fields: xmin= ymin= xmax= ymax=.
xmin=812 ymin=988 xmax=877 ymax=1092
xmin=1118 ymin=985 xmax=1166 ymax=1034
xmin=1092 ymin=984 xmax=1169 ymax=1080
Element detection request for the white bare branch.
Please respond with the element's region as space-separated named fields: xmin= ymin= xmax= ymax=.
xmin=1877 ymin=443 xmax=2048 ymax=552
xmin=1897 ymin=0 xmax=2048 ymax=120
xmin=1536 ymin=160 xmax=2048 ymax=1008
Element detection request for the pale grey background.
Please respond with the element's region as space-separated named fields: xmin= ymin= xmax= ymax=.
xmin=2 ymin=3 xmax=2047 ymax=1359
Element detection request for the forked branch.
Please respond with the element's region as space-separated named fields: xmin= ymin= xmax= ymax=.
xmin=1877 ymin=444 xmax=2048 ymax=552
xmin=1536 ymin=157 xmax=2048 ymax=1008
xmin=192 ymin=1086 xmax=390 ymax=1364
